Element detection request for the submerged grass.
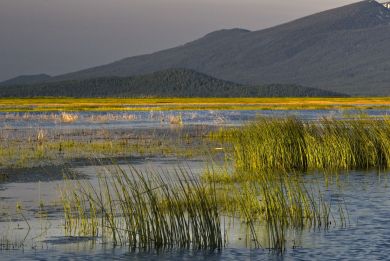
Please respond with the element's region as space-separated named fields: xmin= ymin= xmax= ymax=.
xmin=212 ymin=117 xmax=390 ymax=173
xmin=0 ymin=126 xmax=214 ymax=169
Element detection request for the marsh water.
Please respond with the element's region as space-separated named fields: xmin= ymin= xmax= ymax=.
xmin=1 ymin=165 xmax=389 ymax=260
xmin=0 ymin=109 xmax=388 ymax=129
xmin=1 ymin=109 xmax=390 ymax=260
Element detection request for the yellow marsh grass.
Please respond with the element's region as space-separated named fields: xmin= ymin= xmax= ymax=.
xmin=213 ymin=117 xmax=390 ymax=172
xmin=0 ymin=97 xmax=389 ymax=112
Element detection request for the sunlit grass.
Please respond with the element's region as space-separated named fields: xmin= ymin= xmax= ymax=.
xmin=62 ymin=167 xmax=223 ymax=250
xmin=0 ymin=97 xmax=389 ymax=112
xmin=212 ymin=116 xmax=390 ymax=173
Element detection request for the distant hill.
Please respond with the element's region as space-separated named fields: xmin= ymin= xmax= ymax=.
xmin=0 ymin=74 xmax=52 ymax=86
xmin=0 ymin=69 xmax=347 ymax=98
xmin=42 ymin=1 xmax=390 ymax=96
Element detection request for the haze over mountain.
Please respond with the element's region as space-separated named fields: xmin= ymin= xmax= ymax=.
xmin=0 ymin=69 xmax=346 ymax=98
xmin=36 ymin=0 xmax=389 ymax=96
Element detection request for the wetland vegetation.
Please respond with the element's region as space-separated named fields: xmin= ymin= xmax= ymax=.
xmin=0 ymin=98 xmax=389 ymax=257
xmin=212 ymin=117 xmax=390 ymax=174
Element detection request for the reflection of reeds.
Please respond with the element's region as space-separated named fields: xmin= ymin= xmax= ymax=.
xmin=214 ymin=117 xmax=390 ymax=172
xmin=205 ymin=168 xmax=339 ymax=250
xmin=0 ymin=172 xmax=9 ymax=181
xmin=0 ymin=236 xmax=24 ymax=251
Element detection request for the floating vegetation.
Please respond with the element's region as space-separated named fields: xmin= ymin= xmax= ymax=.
xmin=0 ymin=126 xmax=214 ymax=169
xmin=213 ymin=117 xmax=390 ymax=173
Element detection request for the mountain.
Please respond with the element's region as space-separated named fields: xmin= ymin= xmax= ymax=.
xmin=47 ymin=1 xmax=390 ymax=96
xmin=0 ymin=69 xmax=347 ymax=98
xmin=0 ymin=74 xmax=52 ymax=86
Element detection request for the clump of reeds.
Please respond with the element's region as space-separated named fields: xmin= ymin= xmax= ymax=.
xmin=36 ymin=129 xmax=46 ymax=144
xmin=168 ymin=114 xmax=183 ymax=125
xmin=61 ymin=166 xmax=223 ymax=250
xmin=62 ymin=164 xmax=341 ymax=252
xmin=207 ymin=169 xmax=339 ymax=249
xmin=215 ymin=117 xmax=390 ymax=172
xmin=60 ymin=112 xmax=79 ymax=123
xmin=85 ymin=113 xmax=137 ymax=123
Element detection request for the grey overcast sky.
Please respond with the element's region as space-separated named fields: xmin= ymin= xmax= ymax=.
xmin=0 ymin=0 xmax=359 ymax=81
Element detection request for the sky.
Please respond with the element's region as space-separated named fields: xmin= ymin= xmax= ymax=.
xmin=0 ymin=0 xmax=359 ymax=81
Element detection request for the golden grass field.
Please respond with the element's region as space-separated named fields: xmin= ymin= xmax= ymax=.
xmin=0 ymin=97 xmax=389 ymax=112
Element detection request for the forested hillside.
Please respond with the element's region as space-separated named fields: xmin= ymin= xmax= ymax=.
xmin=0 ymin=69 xmax=347 ymax=97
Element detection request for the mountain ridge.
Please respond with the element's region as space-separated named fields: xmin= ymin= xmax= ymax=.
xmin=3 ymin=1 xmax=390 ymax=96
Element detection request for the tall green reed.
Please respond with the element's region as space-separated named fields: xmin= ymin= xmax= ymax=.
xmin=214 ymin=117 xmax=390 ymax=173
xmin=62 ymin=164 xmax=341 ymax=252
xmin=61 ymin=166 xmax=223 ymax=250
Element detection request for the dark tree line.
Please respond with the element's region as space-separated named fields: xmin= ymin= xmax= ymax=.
xmin=0 ymin=69 xmax=347 ymax=98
